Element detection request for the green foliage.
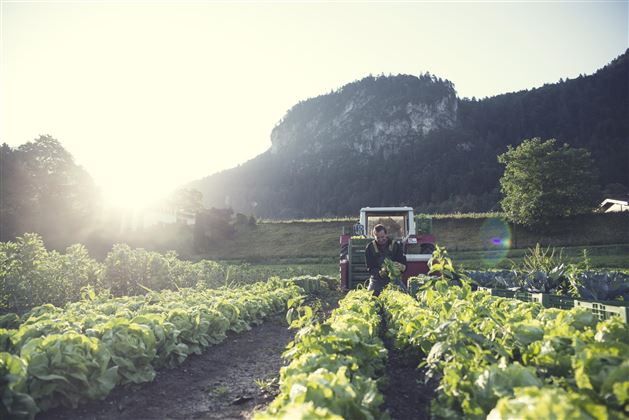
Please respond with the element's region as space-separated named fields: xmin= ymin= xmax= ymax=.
xmin=258 ymin=290 xmax=386 ymax=419
xmin=194 ymin=207 xmax=237 ymax=251
xmin=466 ymin=244 xmax=629 ymax=300
xmin=424 ymin=245 xmax=472 ymax=288
xmin=0 ymin=234 xmax=102 ymax=312
xmin=1 ymin=234 xmax=315 ymax=313
xmin=90 ymin=318 xmax=157 ymax=384
xmin=0 ymin=352 xmax=39 ymax=419
xmin=488 ymin=386 xmax=611 ymax=419
xmin=381 ymin=258 xmax=403 ymax=282
xmin=102 ymin=244 xmax=175 ymax=296
xmin=381 ymin=283 xmax=628 ymax=418
xmin=21 ymin=333 xmax=118 ymax=410
xmin=520 ymin=243 xmax=566 ymax=273
xmin=498 ymin=138 xmax=601 ymax=226
xmin=0 ymin=136 xmax=99 ymax=247
xmin=1 ymin=280 xmax=303 ymax=415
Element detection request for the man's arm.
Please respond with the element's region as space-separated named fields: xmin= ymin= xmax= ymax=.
xmin=365 ymin=242 xmax=381 ymax=277
xmin=392 ymin=241 xmax=407 ymax=271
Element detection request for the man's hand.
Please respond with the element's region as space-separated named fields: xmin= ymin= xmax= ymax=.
xmin=393 ymin=262 xmax=406 ymax=272
xmin=378 ymin=267 xmax=387 ymax=277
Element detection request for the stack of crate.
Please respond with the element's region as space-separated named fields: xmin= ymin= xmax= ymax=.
xmin=478 ymin=287 xmax=628 ymax=322
xmin=348 ymin=238 xmax=371 ymax=289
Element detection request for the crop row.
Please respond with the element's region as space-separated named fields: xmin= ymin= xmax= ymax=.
xmin=1 ymin=279 xmax=303 ymax=419
xmin=256 ymin=289 xmax=387 ymax=419
xmin=381 ymin=281 xmax=628 ymax=418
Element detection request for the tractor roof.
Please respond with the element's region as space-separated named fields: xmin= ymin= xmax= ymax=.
xmin=360 ymin=207 xmax=414 ymax=213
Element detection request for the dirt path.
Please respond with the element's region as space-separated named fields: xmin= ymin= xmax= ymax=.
xmin=39 ymin=314 xmax=293 ymax=420
xmin=381 ymin=345 xmax=436 ymax=420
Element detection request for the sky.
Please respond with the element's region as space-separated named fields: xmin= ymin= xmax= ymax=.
xmin=1 ymin=0 xmax=627 ymax=209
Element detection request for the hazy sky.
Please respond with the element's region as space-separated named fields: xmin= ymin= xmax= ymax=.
xmin=1 ymin=1 xmax=627 ymax=208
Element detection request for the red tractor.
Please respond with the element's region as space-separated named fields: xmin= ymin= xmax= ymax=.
xmin=340 ymin=207 xmax=436 ymax=290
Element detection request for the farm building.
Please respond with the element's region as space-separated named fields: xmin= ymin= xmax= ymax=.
xmin=599 ymin=198 xmax=629 ymax=213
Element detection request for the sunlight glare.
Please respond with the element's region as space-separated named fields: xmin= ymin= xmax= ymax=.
xmin=101 ymin=180 xmax=169 ymax=212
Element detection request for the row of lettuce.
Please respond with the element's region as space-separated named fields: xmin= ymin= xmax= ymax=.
xmin=257 ymin=283 xmax=628 ymax=419
xmin=384 ymin=282 xmax=628 ymax=418
xmin=257 ymin=289 xmax=386 ymax=419
xmin=0 ymin=278 xmax=322 ymax=419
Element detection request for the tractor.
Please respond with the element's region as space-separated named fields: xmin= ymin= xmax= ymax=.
xmin=339 ymin=207 xmax=436 ymax=290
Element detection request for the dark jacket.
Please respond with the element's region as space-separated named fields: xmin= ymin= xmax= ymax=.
xmin=365 ymin=238 xmax=407 ymax=280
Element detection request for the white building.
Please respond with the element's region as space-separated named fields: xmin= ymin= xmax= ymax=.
xmin=599 ymin=199 xmax=629 ymax=213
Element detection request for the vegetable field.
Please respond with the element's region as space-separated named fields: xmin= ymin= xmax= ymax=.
xmin=1 ymin=240 xmax=628 ymax=419
xmin=1 ymin=279 xmax=310 ymax=419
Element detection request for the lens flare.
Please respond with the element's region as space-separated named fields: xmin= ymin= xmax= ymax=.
xmin=479 ymin=218 xmax=512 ymax=267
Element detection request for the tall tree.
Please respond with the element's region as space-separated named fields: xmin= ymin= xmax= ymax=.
xmin=0 ymin=135 xmax=100 ymax=247
xmin=498 ymin=138 xmax=601 ymax=226
xmin=0 ymin=143 xmax=28 ymax=241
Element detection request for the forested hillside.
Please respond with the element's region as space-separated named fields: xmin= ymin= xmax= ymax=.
xmin=192 ymin=50 xmax=628 ymax=218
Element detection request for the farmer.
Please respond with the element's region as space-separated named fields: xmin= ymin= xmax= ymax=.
xmin=365 ymin=224 xmax=407 ymax=296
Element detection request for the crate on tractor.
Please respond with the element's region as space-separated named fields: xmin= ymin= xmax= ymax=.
xmin=340 ymin=207 xmax=436 ymax=290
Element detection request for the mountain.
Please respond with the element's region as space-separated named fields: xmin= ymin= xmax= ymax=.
xmin=191 ymin=50 xmax=629 ymax=218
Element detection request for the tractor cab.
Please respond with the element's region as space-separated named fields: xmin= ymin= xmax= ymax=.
xmin=340 ymin=207 xmax=435 ymax=290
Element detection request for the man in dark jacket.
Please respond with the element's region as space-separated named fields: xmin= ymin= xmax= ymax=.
xmin=366 ymin=224 xmax=407 ymax=296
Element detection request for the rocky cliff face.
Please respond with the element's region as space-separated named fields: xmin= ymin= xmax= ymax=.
xmin=270 ymin=74 xmax=458 ymax=158
xmin=191 ymin=51 xmax=628 ymax=218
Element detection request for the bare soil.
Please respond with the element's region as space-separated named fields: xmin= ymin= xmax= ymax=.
xmin=381 ymin=346 xmax=436 ymax=420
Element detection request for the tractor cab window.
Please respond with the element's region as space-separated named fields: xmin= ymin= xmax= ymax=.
xmin=365 ymin=213 xmax=408 ymax=239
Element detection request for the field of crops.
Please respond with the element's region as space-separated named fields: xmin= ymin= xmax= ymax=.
xmin=256 ymin=284 xmax=628 ymax=419
xmin=0 ymin=278 xmax=325 ymax=419
xmin=2 ymin=236 xmax=628 ymax=419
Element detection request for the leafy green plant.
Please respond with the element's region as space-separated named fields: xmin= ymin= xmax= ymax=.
xmin=1 ymin=279 xmax=304 ymax=416
xmin=0 ymin=352 xmax=39 ymax=420
xmin=424 ymin=245 xmax=471 ymax=289
xmin=257 ymin=290 xmax=386 ymax=419
xmin=380 ymin=284 xmax=628 ymax=418
xmin=254 ymin=376 xmax=279 ymax=395
xmin=520 ymin=243 xmax=567 ymax=274
xmin=382 ymin=258 xmax=402 ymax=281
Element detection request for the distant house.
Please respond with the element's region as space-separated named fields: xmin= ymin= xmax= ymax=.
xmin=599 ymin=199 xmax=629 ymax=213
xmin=142 ymin=208 xmax=178 ymax=227
xmin=142 ymin=208 xmax=196 ymax=227
xmin=176 ymin=210 xmax=196 ymax=226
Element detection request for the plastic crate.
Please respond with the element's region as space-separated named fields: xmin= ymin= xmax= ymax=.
xmin=542 ymin=294 xmax=576 ymax=310
xmin=478 ymin=287 xmax=516 ymax=298
xmin=513 ymin=291 xmax=536 ymax=303
xmin=574 ymin=300 xmax=629 ymax=323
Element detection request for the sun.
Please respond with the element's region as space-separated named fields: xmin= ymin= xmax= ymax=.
xmin=101 ymin=180 xmax=169 ymax=212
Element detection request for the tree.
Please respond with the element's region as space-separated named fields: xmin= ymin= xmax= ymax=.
xmin=169 ymin=188 xmax=203 ymax=213
xmin=193 ymin=207 xmax=236 ymax=251
xmin=0 ymin=143 xmax=27 ymax=241
xmin=0 ymin=136 xmax=100 ymax=246
xmin=498 ymin=138 xmax=601 ymax=226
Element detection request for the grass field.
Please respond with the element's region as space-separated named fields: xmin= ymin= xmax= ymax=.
xmin=195 ymin=213 xmax=629 ymax=272
xmin=225 ymin=244 xmax=629 ymax=283
xmin=451 ymin=243 xmax=629 ymax=270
